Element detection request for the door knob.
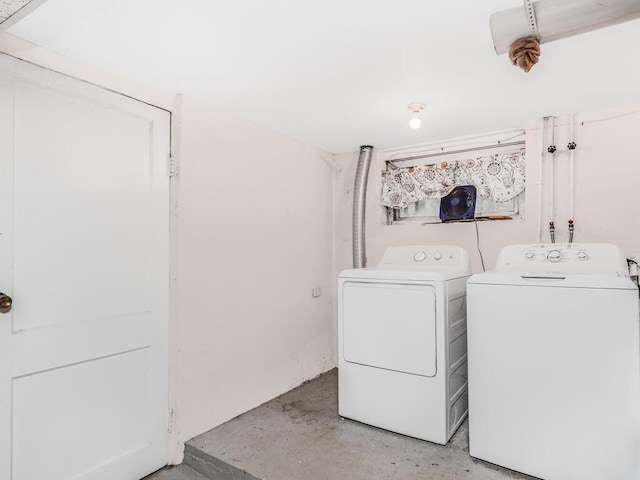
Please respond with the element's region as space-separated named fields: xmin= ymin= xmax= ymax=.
xmin=0 ymin=292 xmax=12 ymax=313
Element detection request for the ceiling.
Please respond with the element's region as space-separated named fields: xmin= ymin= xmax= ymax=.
xmin=6 ymin=0 xmax=640 ymax=154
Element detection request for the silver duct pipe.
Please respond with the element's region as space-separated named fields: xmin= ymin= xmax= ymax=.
xmin=353 ymin=145 xmax=374 ymax=269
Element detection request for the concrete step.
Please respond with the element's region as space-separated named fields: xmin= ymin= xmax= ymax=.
xmin=183 ymin=443 xmax=260 ymax=480
xmin=143 ymin=464 xmax=211 ymax=480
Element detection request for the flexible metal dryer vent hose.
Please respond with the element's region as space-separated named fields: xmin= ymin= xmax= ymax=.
xmin=353 ymin=145 xmax=374 ymax=269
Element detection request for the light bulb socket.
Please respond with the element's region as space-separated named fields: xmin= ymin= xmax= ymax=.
xmin=407 ymin=102 xmax=425 ymax=129
xmin=407 ymin=102 xmax=425 ymax=115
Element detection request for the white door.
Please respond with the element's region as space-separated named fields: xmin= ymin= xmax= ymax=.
xmin=0 ymin=54 xmax=170 ymax=480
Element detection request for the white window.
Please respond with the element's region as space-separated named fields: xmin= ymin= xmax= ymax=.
xmin=382 ymin=130 xmax=526 ymax=225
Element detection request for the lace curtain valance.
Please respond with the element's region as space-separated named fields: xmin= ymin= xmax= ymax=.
xmin=381 ymin=149 xmax=526 ymax=209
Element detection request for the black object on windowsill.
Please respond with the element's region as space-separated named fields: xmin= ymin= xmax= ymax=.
xmin=439 ymin=185 xmax=477 ymax=222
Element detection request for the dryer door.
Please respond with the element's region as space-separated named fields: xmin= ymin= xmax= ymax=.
xmin=342 ymin=281 xmax=437 ymax=377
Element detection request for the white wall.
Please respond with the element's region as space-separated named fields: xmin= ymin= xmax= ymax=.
xmin=334 ymin=103 xmax=640 ymax=278
xmin=174 ymin=95 xmax=336 ymax=445
xmin=543 ymin=106 xmax=640 ymax=258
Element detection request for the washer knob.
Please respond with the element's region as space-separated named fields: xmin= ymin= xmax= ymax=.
xmin=414 ymin=251 xmax=427 ymax=262
xmin=433 ymin=252 xmax=442 ymax=260
xmin=525 ymin=252 xmax=535 ymax=260
xmin=577 ymin=251 xmax=589 ymax=261
xmin=547 ymin=249 xmax=562 ymax=262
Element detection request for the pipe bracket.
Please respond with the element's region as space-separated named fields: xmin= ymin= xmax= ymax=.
xmin=523 ymin=0 xmax=540 ymax=39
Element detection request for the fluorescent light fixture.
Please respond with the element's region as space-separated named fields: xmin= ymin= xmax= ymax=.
xmin=490 ymin=0 xmax=640 ymax=55
xmin=0 ymin=0 xmax=47 ymax=33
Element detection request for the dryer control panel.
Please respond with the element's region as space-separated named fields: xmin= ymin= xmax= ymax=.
xmin=378 ymin=245 xmax=471 ymax=274
xmin=495 ymin=243 xmax=629 ymax=276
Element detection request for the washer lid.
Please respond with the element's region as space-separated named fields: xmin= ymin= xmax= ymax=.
xmin=468 ymin=272 xmax=637 ymax=290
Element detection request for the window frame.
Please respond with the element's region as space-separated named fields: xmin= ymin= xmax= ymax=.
xmin=382 ymin=130 xmax=526 ymax=225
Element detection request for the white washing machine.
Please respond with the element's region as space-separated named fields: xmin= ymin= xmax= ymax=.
xmin=467 ymin=243 xmax=640 ymax=480
xmin=338 ymin=245 xmax=471 ymax=444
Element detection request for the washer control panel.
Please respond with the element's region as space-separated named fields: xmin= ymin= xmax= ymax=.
xmin=522 ymin=246 xmax=590 ymax=264
xmin=498 ymin=243 xmax=628 ymax=276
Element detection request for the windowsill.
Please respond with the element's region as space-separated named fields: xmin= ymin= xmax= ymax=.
xmin=389 ymin=215 xmax=520 ymax=225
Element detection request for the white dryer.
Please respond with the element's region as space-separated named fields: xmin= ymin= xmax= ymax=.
xmin=467 ymin=243 xmax=640 ymax=480
xmin=338 ymin=245 xmax=471 ymax=444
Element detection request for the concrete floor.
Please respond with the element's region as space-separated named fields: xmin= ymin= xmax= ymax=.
xmin=154 ymin=368 xmax=537 ymax=480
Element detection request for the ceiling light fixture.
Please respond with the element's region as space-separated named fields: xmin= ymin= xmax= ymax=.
xmin=407 ymin=102 xmax=425 ymax=130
